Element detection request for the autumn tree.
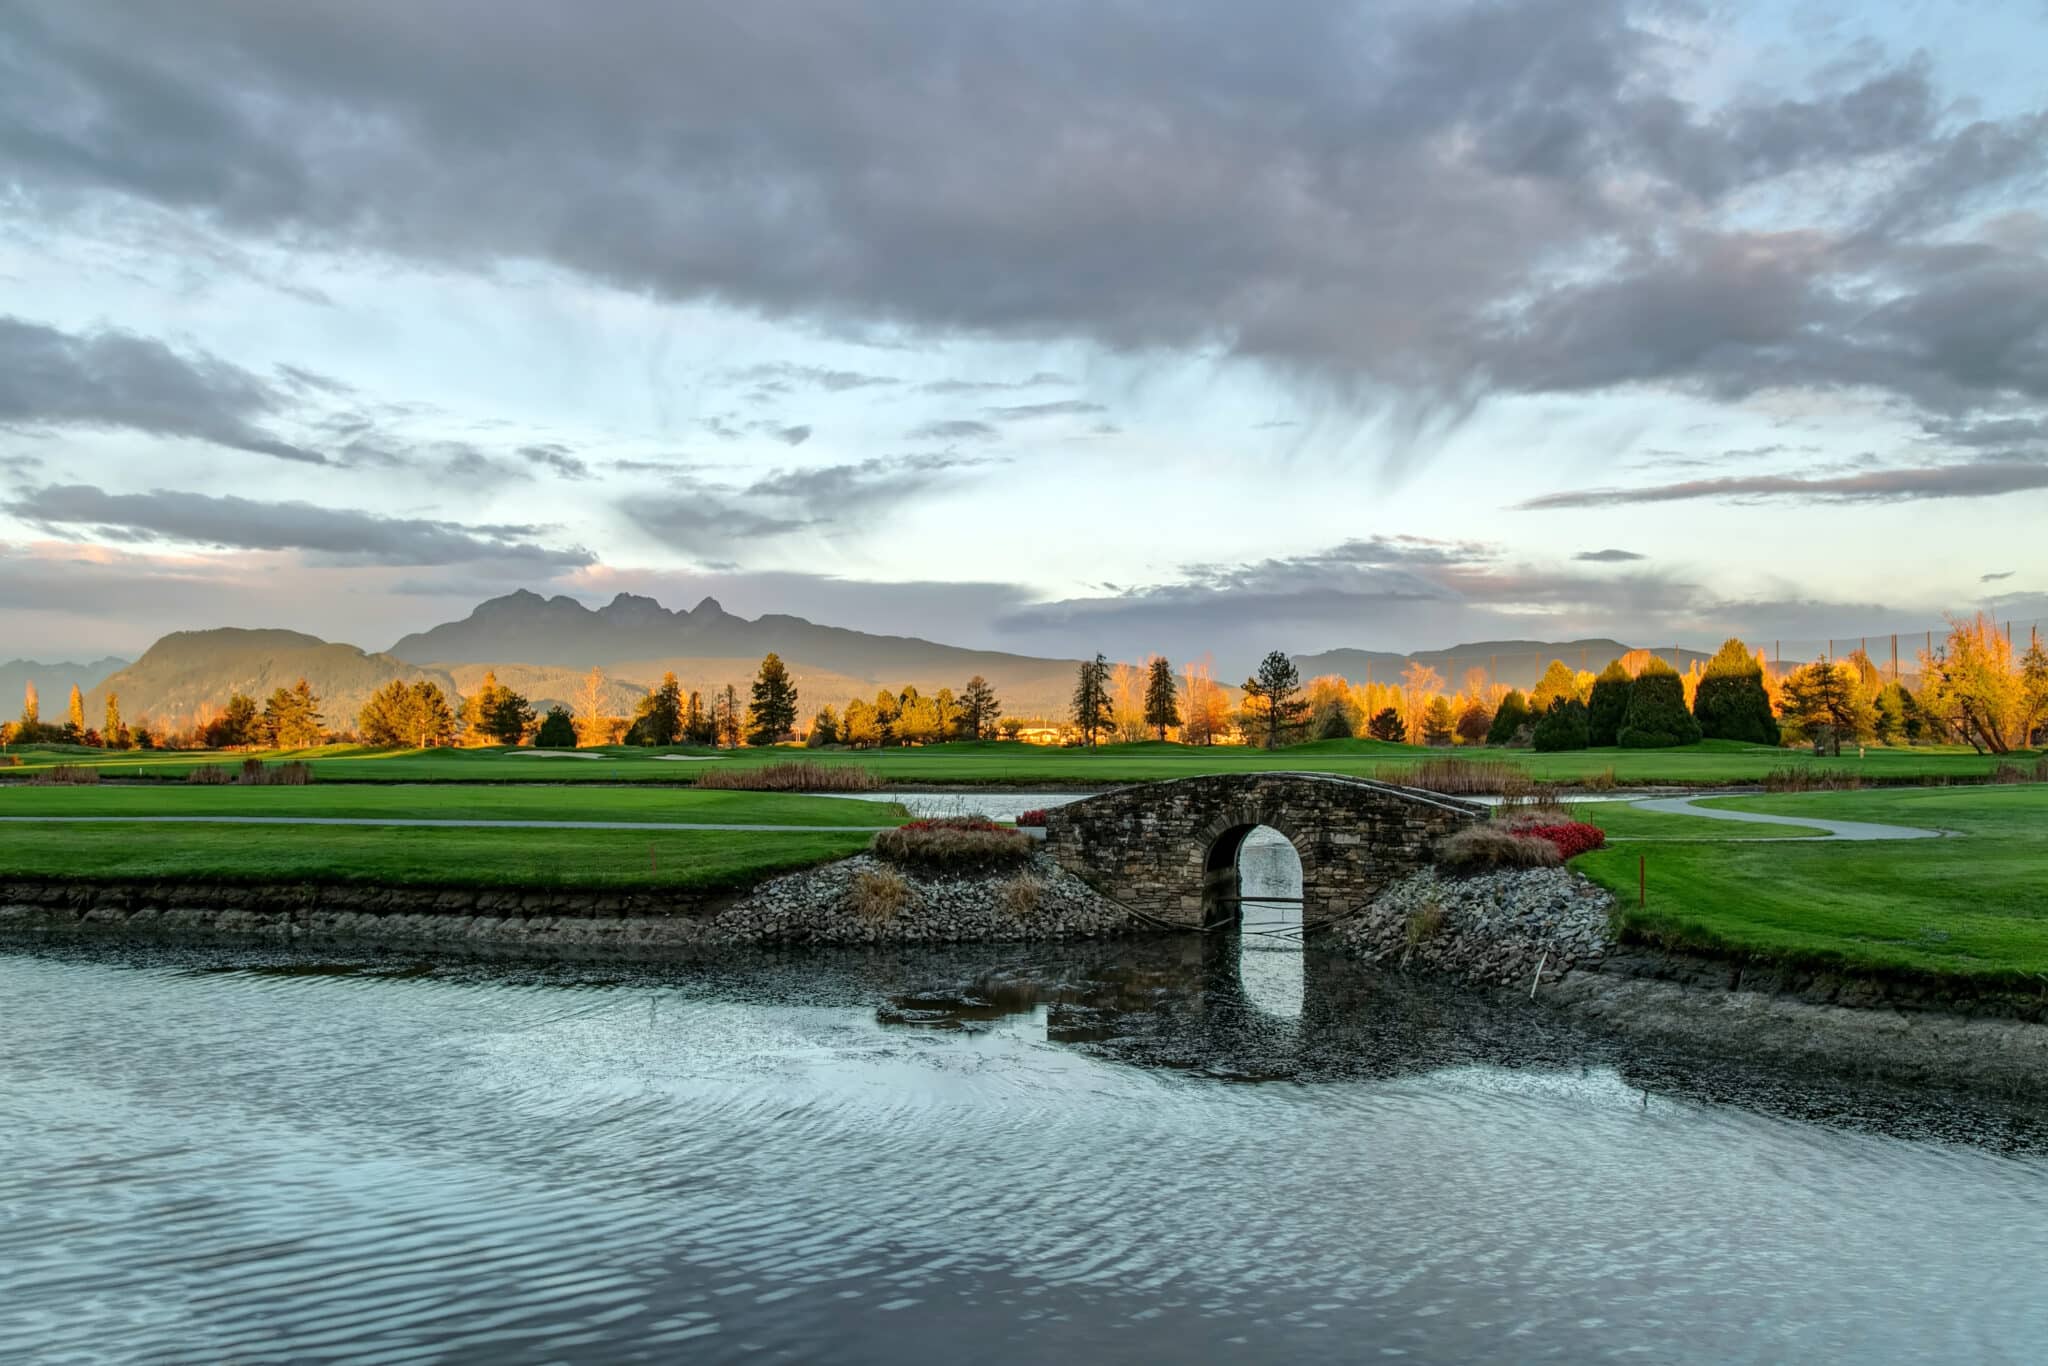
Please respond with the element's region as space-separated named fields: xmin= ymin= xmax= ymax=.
xmin=684 ymin=689 xmax=714 ymax=745
xmin=21 ymin=682 xmax=38 ymax=729
xmin=1529 ymin=660 xmax=1581 ymax=715
xmin=1179 ymin=660 xmax=1231 ymax=746
xmin=1485 ymin=690 xmax=1532 ymax=745
xmin=1399 ymin=661 xmax=1444 ymax=744
xmin=2021 ymin=632 xmax=2048 ymax=747
xmin=574 ymin=668 xmax=612 ymax=747
xmin=1071 ymin=654 xmax=1113 ymax=747
xmin=871 ymin=688 xmax=902 ymax=747
xmin=745 ymin=653 xmax=800 ymax=746
xmin=841 ymin=698 xmax=880 ymax=748
xmin=1142 ymin=656 xmax=1181 ymax=740
xmin=1917 ymin=614 xmax=2023 ymax=754
xmin=1108 ymin=661 xmax=1148 ymax=742
xmin=1586 ymin=660 xmax=1632 ymax=747
xmin=67 ymin=684 xmax=85 ymax=738
xmin=1692 ymin=638 xmax=1779 ymax=745
xmin=1454 ymin=698 xmax=1492 ymax=745
xmin=261 ymin=678 xmax=325 ymax=749
xmin=464 ymin=671 xmax=534 ymax=746
xmin=1779 ymin=660 xmax=1872 ymax=755
xmin=103 ymin=692 xmax=128 ymax=750
xmin=957 ymin=675 xmax=1001 ymax=741
xmin=897 ymin=691 xmax=944 ymax=745
xmin=933 ymin=687 xmax=958 ymax=742
xmin=1241 ymin=651 xmax=1307 ymax=750
xmin=1366 ymin=706 xmax=1406 ymax=742
xmin=534 ymin=705 xmax=577 ymax=748
xmin=716 ymin=684 xmax=742 ymax=747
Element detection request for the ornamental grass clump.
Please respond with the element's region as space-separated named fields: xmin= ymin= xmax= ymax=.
xmin=1434 ymin=824 xmax=1562 ymax=870
xmin=236 ymin=759 xmax=313 ymax=785
xmin=998 ymin=874 xmax=1045 ymax=918
xmin=872 ymin=817 xmax=1034 ymax=872
xmin=693 ymin=761 xmax=882 ymax=792
xmin=28 ymin=764 xmax=100 ymax=786
xmin=1376 ymin=758 xmax=1522 ymax=795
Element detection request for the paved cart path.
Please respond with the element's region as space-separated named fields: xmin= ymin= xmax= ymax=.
xmin=0 ymin=815 xmax=900 ymax=833
xmin=1625 ymin=794 xmax=1945 ymax=841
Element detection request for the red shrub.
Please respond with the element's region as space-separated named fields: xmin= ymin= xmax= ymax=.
xmin=1015 ymin=809 xmax=1049 ymax=828
xmin=1513 ymin=821 xmax=1606 ymax=860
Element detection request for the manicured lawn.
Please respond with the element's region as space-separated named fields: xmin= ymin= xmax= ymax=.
xmin=1 ymin=737 xmax=2025 ymax=787
xmin=0 ymin=823 xmax=874 ymax=890
xmin=1576 ymin=787 xmax=2048 ymax=985
xmin=0 ymin=784 xmax=906 ymax=827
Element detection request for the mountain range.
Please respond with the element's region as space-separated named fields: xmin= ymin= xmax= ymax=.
xmin=0 ymin=657 xmax=130 ymax=719
xmin=68 ymin=591 xmax=1733 ymax=735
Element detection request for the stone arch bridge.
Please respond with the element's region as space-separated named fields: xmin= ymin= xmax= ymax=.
xmin=1044 ymin=772 xmax=1483 ymax=929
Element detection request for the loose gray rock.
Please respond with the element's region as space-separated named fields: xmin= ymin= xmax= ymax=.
xmin=1331 ymin=866 xmax=1616 ymax=989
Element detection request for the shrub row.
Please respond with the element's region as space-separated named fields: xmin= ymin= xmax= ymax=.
xmin=1506 ymin=820 xmax=1606 ymax=859
xmin=28 ymin=764 xmax=100 ymax=786
xmin=188 ymin=759 xmax=314 ymax=786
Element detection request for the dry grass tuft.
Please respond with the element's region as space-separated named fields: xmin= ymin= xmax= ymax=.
xmin=1376 ymin=757 xmax=1525 ymax=795
xmin=1404 ymin=899 xmax=1447 ymax=948
xmin=998 ymin=875 xmax=1045 ymax=919
xmin=29 ymin=764 xmax=100 ymax=786
xmin=1434 ymin=824 xmax=1562 ymax=869
xmin=694 ymin=761 xmax=883 ymax=792
xmin=850 ymin=867 xmax=912 ymax=924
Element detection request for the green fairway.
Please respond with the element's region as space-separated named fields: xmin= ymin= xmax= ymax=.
xmin=0 ymin=822 xmax=874 ymax=890
xmin=1577 ymin=787 xmax=2048 ymax=986
xmin=0 ymin=784 xmax=905 ymax=826
xmin=1573 ymin=802 xmax=1824 ymax=841
xmin=0 ymin=736 xmax=2025 ymax=788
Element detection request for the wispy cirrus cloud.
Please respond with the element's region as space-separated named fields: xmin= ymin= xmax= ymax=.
xmin=1517 ymin=463 xmax=2048 ymax=509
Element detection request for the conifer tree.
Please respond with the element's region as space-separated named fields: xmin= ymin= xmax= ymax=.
xmin=1240 ymin=650 xmax=1307 ymax=750
xmin=745 ymin=653 xmax=800 ymax=746
xmin=535 ymin=705 xmax=577 ymax=747
xmin=1366 ymin=706 xmax=1406 ymax=742
xmin=1532 ymin=697 xmax=1590 ymax=751
xmin=1485 ymin=690 xmax=1531 ymax=745
xmin=957 ymin=675 xmax=1001 ymax=741
xmin=1691 ymin=638 xmax=1779 ymax=744
xmin=1617 ymin=660 xmax=1701 ymax=749
xmin=103 ymin=692 xmax=126 ymax=749
xmin=1071 ymin=654 xmax=1113 ymax=747
xmin=807 ymin=705 xmax=841 ymax=747
xmin=1586 ymin=660 xmax=1632 ymax=746
xmin=1142 ymin=656 xmax=1181 ymax=740
xmin=1421 ymin=695 xmax=1456 ymax=746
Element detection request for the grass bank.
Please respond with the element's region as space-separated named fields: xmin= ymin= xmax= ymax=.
xmin=1576 ymin=787 xmax=2048 ymax=988
xmin=0 ymin=823 xmax=875 ymax=890
xmin=0 ymin=785 xmax=906 ymax=826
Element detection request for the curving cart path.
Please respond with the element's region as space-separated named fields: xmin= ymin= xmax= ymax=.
xmin=1625 ymin=794 xmax=1945 ymax=841
xmin=0 ymin=816 xmax=898 ymax=833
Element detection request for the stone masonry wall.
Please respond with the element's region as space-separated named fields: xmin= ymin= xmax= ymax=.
xmin=1044 ymin=772 xmax=1483 ymax=927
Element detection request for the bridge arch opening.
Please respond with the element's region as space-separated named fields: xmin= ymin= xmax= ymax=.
xmin=1204 ymin=824 xmax=1306 ymax=1017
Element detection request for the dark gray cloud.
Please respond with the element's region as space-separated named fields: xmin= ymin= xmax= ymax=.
xmin=4 ymin=483 xmax=592 ymax=568
xmin=767 ymin=423 xmax=811 ymax=446
xmin=1981 ymin=570 xmax=2015 ymax=582
xmin=906 ymin=418 xmax=999 ymax=441
xmin=917 ymin=374 xmax=1068 ymax=396
xmin=0 ymin=315 xmax=325 ymax=464
xmin=1574 ymin=548 xmax=1646 ymax=562
xmin=617 ymin=491 xmax=810 ymax=558
xmin=1517 ymin=462 xmax=2048 ymax=509
xmin=744 ymin=452 xmax=999 ymax=516
xmin=11 ymin=2 xmax=2033 ymax=425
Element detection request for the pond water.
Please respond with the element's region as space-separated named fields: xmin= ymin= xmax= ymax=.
xmin=830 ymin=790 xmax=1637 ymax=821
xmin=5 ymin=934 xmax=2047 ymax=1364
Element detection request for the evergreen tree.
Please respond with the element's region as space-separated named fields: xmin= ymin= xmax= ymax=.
xmin=958 ymin=675 xmax=1000 ymax=741
xmin=1142 ymin=656 xmax=1181 ymax=740
xmin=464 ymin=671 xmax=535 ymax=746
xmin=807 ymin=705 xmax=841 ymax=747
xmin=1314 ymin=705 xmax=1355 ymax=740
xmin=1875 ymin=682 xmax=1909 ymax=745
xmin=871 ymin=688 xmax=901 ymax=747
xmin=261 ymin=678 xmax=325 ymax=748
xmin=409 ymin=682 xmax=457 ymax=747
xmin=1780 ymin=660 xmax=1873 ymax=755
xmin=841 ymin=698 xmax=880 ymax=748
xmin=535 ymin=705 xmax=577 ymax=747
xmin=1691 ymin=638 xmax=1779 ymax=744
xmin=1617 ymin=660 xmax=1702 ymax=748
xmin=627 ymin=672 xmax=684 ymax=746
xmin=933 ymin=687 xmax=958 ymax=741
xmin=1240 ymin=650 xmax=1307 ymax=750
xmin=1454 ymin=698 xmax=1492 ymax=745
xmin=1532 ymin=697 xmax=1590 ymax=751
xmin=684 ymin=689 xmax=714 ymax=745
xmin=1421 ymin=695 xmax=1456 ymax=746
xmin=719 ymin=684 xmax=742 ymax=747
xmin=1071 ymin=654 xmax=1113 ymax=747
xmin=1586 ymin=660 xmax=1632 ymax=746
xmin=1485 ymin=690 xmax=1531 ymax=745
xmin=1529 ymin=660 xmax=1580 ymax=715
xmin=745 ymin=653 xmax=800 ymax=746
xmin=206 ymin=693 xmax=260 ymax=748
xmin=1366 ymin=706 xmax=1406 ymax=742
xmin=896 ymin=692 xmax=943 ymax=745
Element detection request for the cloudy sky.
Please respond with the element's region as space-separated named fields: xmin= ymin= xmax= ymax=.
xmin=3 ymin=0 xmax=2045 ymax=670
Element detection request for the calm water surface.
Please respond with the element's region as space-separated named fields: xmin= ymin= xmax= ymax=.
xmin=5 ymin=922 xmax=2047 ymax=1364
